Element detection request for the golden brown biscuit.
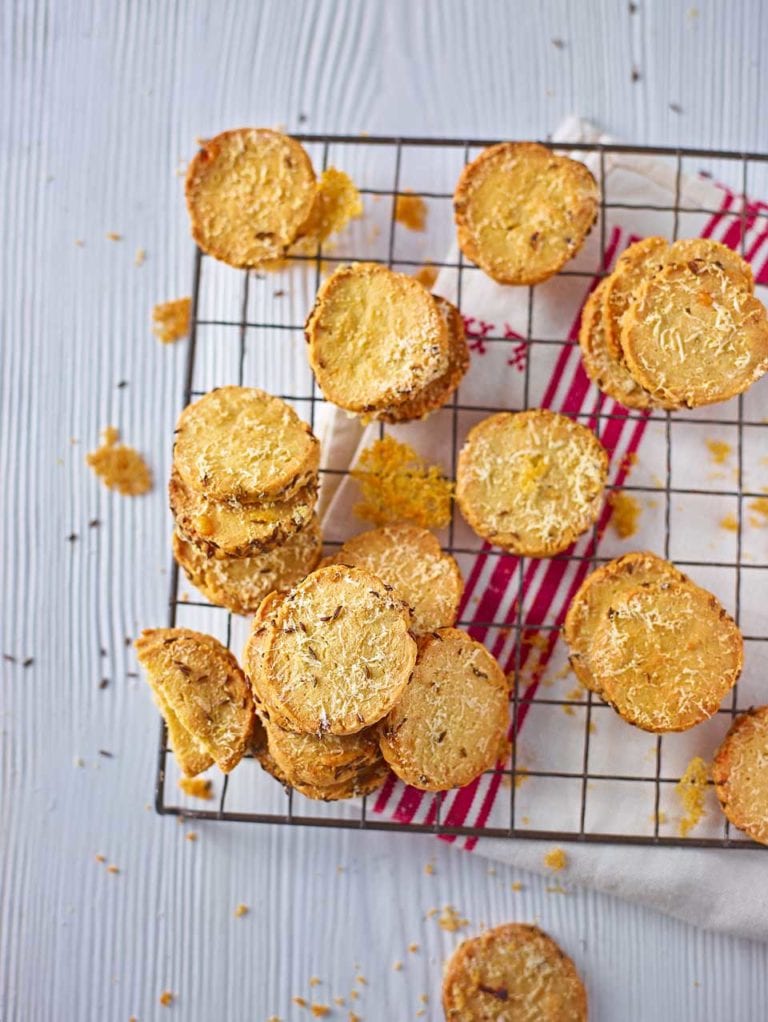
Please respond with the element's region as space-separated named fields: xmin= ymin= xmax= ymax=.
xmin=185 ymin=128 xmax=317 ymax=268
xmin=563 ymin=551 xmax=687 ymax=693
xmin=456 ymin=409 xmax=608 ymax=557
xmin=261 ymin=565 xmax=417 ymax=735
xmin=621 ymin=261 xmax=768 ymax=408
xmin=376 ymin=296 xmax=470 ymax=423
xmin=712 ymin=706 xmax=768 ymax=845
xmin=590 ymin=581 xmax=743 ymax=732
xmin=454 ymin=142 xmax=599 ymax=285
xmin=172 ymin=515 xmax=322 ymax=615
xmin=325 ymin=524 xmax=463 ymax=635
xmin=442 ymin=923 xmax=588 ymax=1021
xmin=173 ymin=386 xmax=319 ymax=504
xmin=578 ymin=280 xmax=660 ymax=410
xmin=602 ymin=236 xmax=669 ymax=359
xmin=169 ymin=468 xmax=317 ymax=559
xmin=135 ymin=628 xmax=255 ymax=772
xmin=305 ymin=263 xmax=450 ymax=414
xmin=379 ymin=628 xmax=508 ymax=791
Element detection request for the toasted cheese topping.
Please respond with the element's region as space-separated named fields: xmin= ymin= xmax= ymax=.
xmin=351 ymin=436 xmax=454 ymax=529
xmin=676 ymin=756 xmax=709 ymax=837
xmin=152 ymin=297 xmax=191 ymax=343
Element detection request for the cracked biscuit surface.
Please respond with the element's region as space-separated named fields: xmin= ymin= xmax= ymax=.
xmin=454 ymin=142 xmax=599 ymax=285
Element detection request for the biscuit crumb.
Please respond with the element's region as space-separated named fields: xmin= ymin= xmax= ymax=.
xmin=424 ymin=862 xmax=435 ymax=875
xmin=437 ymin=905 xmax=468 ymax=932
xmin=292 ymin=996 xmax=308 ymax=1008
xmin=159 ymin=991 xmax=174 ymax=1007
xmin=749 ymin=497 xmax=768 ymax=528
xmin=309 ymin=977 xmax=321 ymax=987
xmin=544 ymin=847 xmax=568 ymax=872
xmin=178 ymin=777 xmax=213 ymax=800
xmin=408 ymin=943 xmax=419 ymax=953
xmin=334 ymin=996 xmax=345 ymax=1006
xmin=310 ymin=1006 xmax=330 ymax=1018
xmin=720 ymin=513 xmax=739 ymax=532
xmin=107 ymin=865 xmax=120 ymax=874
xmin=609 ymin=491 xmax=641 ymax=538
xmin=106 ymin=231 xmax=122 ymax=241
xmin=134 ymin=247 xmax=146 ymax=267
xmin=152 ymin=297 xmax=191 ymax=344
xmin=234 ymin=903 xmax=249 ymax=917
xmin=395 ymin=191 xmax=427 ymax=232
xmin=349 ymin=990 xmax=359 ymax=1000
xmin=268 ymin=1017 xmax=282 ymax=1022
xmin=413 ymin=264 xmax=438 ymax=290
xmin=706 ymin=439 xmax=732 ymax=465
xmin=355 ymin=975 xmax=367 ymax=986
xmin=95 ymin=853 xmax=106 ymax=863
xmin=348 ymin=1014 xmax=361 ymax=1022
xmin=392 ymin=961 xmax=403 ymax=971
xmin=677 ymin=756 xmax=709 ymax=837
xmin=419 ymin=993 xmax=429 ymax=1004
xmin=511 ymin=881 xmax=524 ymax=891
xmin=185 ymin=832 xmax=198 ymax=842
xmin=351 ymin=436 xmax=453 ymax=529
xmin=75 ymin=239 xmax=84 ymax=247
xmin=546 ymin=882 xmax=568 ymax=894
xmin=86 ymin=426 xmax=152 ymax=496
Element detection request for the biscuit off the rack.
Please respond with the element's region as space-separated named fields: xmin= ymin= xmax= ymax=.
xmin=713 ymin=706 xmax=768 ymax=846
xmin=453 ymin=141 xmax=599 ymax=285
xmin=305 ymin=262 xmax=468 ymax=420
xmin=456 ymin=409 xmax=608 ymax=557
xmin=170 ymin=387 xmax=321 ymax=613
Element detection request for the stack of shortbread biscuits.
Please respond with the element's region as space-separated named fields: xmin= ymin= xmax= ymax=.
xmin=170 ymin=386 xmax=322 ymax=614
xmin=579 ymin=237 xmax=768 ymax=409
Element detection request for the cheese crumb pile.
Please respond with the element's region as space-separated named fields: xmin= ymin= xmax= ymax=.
xmin=543 ymin=847 xmax=568 ymax=872
xmin=395 ymin=191 xmax=427 ymax=232
xmin=86 ymin=426 xmax=152 ymax=496
xmin=437 ymin=905 xmax=468 ymax=932
xmin=706 ymin=438 xmax=732 ymax=464
xmin=351 ymin=436 xmax=453 ymax=528
xmin=609 ymin=490 xmax=641 ymax=539
xmin=152 ymin=297 xmax=191 ymax=343
xmin=677 ymin=755 xmax=709 ymax=837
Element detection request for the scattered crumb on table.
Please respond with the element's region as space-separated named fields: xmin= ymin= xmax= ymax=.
xmin=86 ymin=426 xmax=152 ymax=496
xmin=544 ymin=847 xmax=568 ymax=872
xmin=178 ymin=777 xmax=213 ymax=800
xmin=152 ymin=297 xmax=191 ymax=344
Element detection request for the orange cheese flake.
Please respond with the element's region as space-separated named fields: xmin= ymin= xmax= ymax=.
xmin=395 ymin=191 xmax=427 ymax=231
xmin=351 ymin=436 xmax=453 ymax=529
xmin=609 ymin=490 xmax=641 ymax=539
xmin=178 ymin=777 xmax=213 ymax=800
xmin=677 ymin=756 xmax=709 ymax=837
xmin=413 ymin=264 xmax=438 ymax=290
xmin=86 ymin=426 xmax=152 ymax=496
xmin=749 ymin=497 xmax=768 ymax=527
xmin=706 ymin=439 xmax=732 ymax=465
xmin=544 ymin=847 xmax=568 ymax=872
xmin=152 ymin=297 xmax=191 ymax=344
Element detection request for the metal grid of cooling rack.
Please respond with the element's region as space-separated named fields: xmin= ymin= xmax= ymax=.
xmin=155 ymin=134 xmax=768 ymax=849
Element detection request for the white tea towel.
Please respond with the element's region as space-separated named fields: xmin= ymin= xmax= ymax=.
xmin=319 ymin=118 xmax=768 ymax=940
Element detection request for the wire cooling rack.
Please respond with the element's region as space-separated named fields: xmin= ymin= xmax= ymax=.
xmin=156 ymin=134 xmax=768 ymax=849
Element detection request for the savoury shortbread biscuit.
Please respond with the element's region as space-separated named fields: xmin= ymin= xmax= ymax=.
xmin=325 ymin=524 xmax=463 ymax=634
xmin=169 ymin=469 xmax=317 ymax=559
xmin=602 ymin=236 xmax=669 ymax=359
xmin=621 ymin=261 xmax=768 ymax=408
xmin=172 ymin=515 xmax=322 ymax=615
xmin=135 ymin=628 xmax=255 ymax=772
xmin=666 ymin=237 xmax=754 ymax=292
xmin=442 ymin=923 xmax=588 ymax=1022
xmin=456 ymin=409 xmax=608 ymax=557
xmin=379 ymin=628 xmax=508 ymax=791
xmin=173 ymin=386 xmax=320 ymax=504
xmin=712 ymin=706 xmax=768 ymax=846
xmin=305 ymin=263 xmax=450 ymax=413
xmin=185 ymin=128 xmax=317 ymax=268
xmin=454 ymin=142 xmax=599 ymax=286
xmin=261 ymin=565 xmax=417 ymax=735
xmin=590 ymin=581 xmax=743 ymax=732
xmin=578 ymin=279 xmax=660 ymax=410
xmin=377 ymin=296 xmax=470 ymax=423
xmin=564 ymin=551 xmax=687 ymax=693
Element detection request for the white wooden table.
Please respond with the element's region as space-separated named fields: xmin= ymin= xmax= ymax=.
xmin=4 ymin=2 xmax=768 ymax=1019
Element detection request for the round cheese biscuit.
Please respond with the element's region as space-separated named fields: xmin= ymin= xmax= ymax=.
xmin=377 ymin=296 xmax=469 ymax=423
xmin=442 ymin=922 xmax=588 ymax=1022
xmin=261 ymin=565 xmax=417 ymax=736
xmin=590 ymin=580 xmax=743 ymax=732
xmin=173 ymin=386 xmax=319 ymax=504
xmin=454 ymin=142 xmax=599 ymax=286
xmin=172 ymin=515 xmax=322 ymax=615
xmin=456 ymin=409 xmax=608 ymax=557
xmin=602 ymin=236 xmax=669 ymax=360
xmin=621 ymin=261 xmax=768 ymax=408
xmin=564 ymin=552 xmax=687 ymax=694
xmin=135 ymin=628 xmax=255 ymax=773
xmin=185 ymin=128 xmax=317 ymax=268
xmin=712 ymin=706 xmax=768 ymax=846
xmin=578 ymin=280 xmax=661 ymax=410
xmin=264 ymin=716 xmax=382 ymax=790
xmin=325 ymin=524 xmax=463 ymax=635
xmin=305 ymin=263 xmax=450 ymax=413
xmin=169 ymin=468 xmax=317 ymax=559
xmin=379 ymin=628 xmax=508 ymax=791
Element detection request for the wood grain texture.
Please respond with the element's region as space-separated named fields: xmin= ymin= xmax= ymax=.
xmin=3 ymin=1 xmax=768 ymax=1019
